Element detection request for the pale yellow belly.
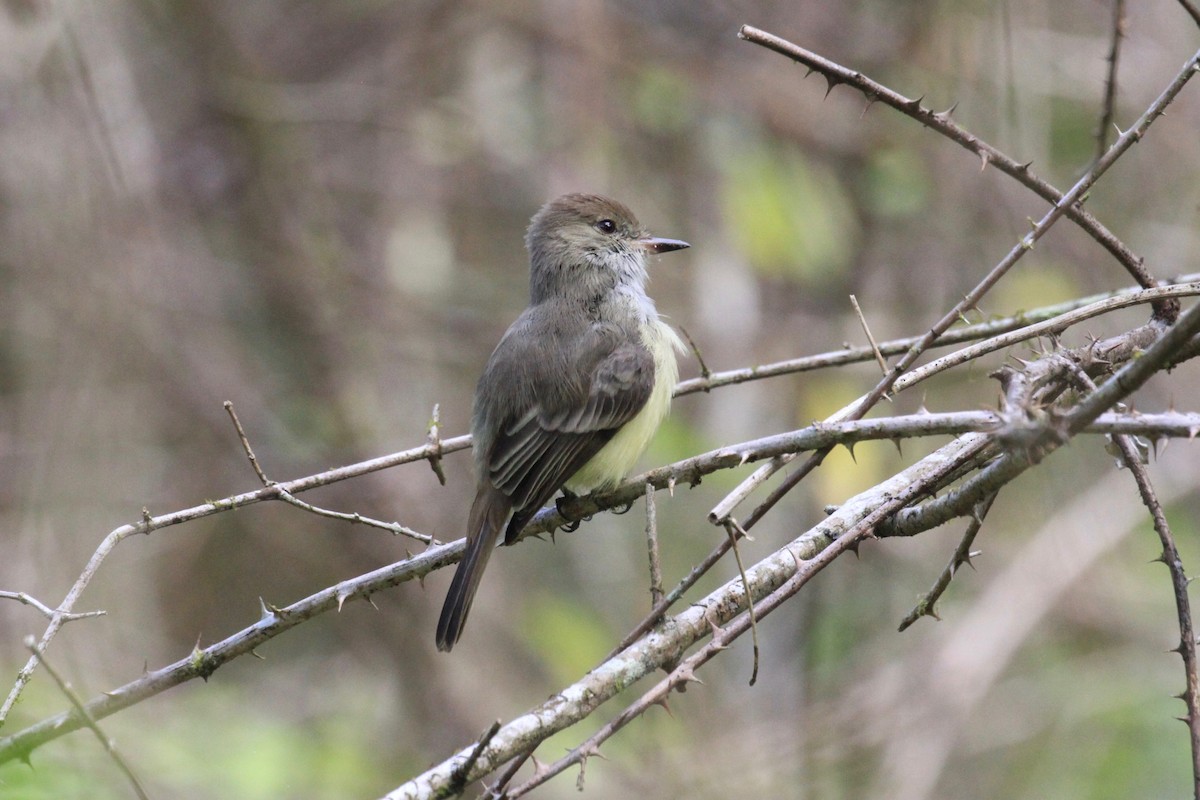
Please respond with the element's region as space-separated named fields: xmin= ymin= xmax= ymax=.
xmin=565 ymin=319 xmax=683 ymax=493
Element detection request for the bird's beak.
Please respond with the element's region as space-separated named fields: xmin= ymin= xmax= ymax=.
xmin=640 ymin=236 xmax=690 ymax=254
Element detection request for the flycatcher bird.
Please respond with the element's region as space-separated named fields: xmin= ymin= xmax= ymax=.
xmin=436 ymin=193 xmax=689 ymax=651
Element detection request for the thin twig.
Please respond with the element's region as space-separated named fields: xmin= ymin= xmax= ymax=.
xmin=0 ymin=592 xmax=105 ymax=622
xmin=1067 ymin=366 xmax=1200 ymax=795
xmin=897 ymin=493 xmax=997 ymax=631
xmin=224 ymin=401 xmax=269 ymax=486
xmin=644 ymin=482 xmax=664 ymax=608
xmin=0 ymin=432 xmax=466 ymax=726
xmin=225 ymin=400 xmax=437 ymax=544
xmin=1177 ymin=0 xmax=1200 ymax=28
xmin=599 ymin=407 xmax=1200 ymax=660
xmin=427 ymin=404 xmax=448 ymax=486
xmin=449 ymin=720 xmax=502 ymax=796
xmin=1095 ymin=0 xmax=1126 ymax=164
xmin=1121 ymin=439 xmax=1200 ymax=797
xmin=709 ymin=279 xmax=1200 ymax=528
xmin=883 ymin=301 xmax=1200 ymax=539
xmin=723 ymin=518 xmax=760 ymax=686
xmin=674 ymin=277 xmax=1200 ymax=397
xmin=24 ymin=637 xmax=150 ymax=800
xmin=850 ymin=294 xmax=889 ymax=376
xmin=487 ymin=751 xmax=532 ymax=799
xmin=274 ymin=488 xmax=439 ymax=545
xmin=677 ymin=324 xmax=711 ymax=381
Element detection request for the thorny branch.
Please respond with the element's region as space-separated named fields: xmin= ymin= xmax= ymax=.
xmin=0 ymin=430 xmax=471 ymax=726
xmin=3 ymin=25 xmax=1200 ymax=800
xmin=410 ymin=298 xmax=1200 ymax=799
xmin=23 ymin=638 xmax=149 ymax=800
xmin=897 ymin=492 xmax=997 ymax=632
xmin=4 ymin=277 xmax=1196 ymax=730
xmin=710 ymin=31 xmax=1200 ymax=541
xmin=400 ymin=435 xmax=995 ymax=800
xmin=1094 ymin=0 xmax=1126 ymax=164
xmin=737 ymin=25 xmax=1188 ymax=321
xmin=3 ymin=403 xmax=1196 ymax=766
xmin=1069 ymin=369 xmax=1200 ymax=795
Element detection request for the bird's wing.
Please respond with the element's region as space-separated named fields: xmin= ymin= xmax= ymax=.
xmin=487 ymin=337 xmax=655 ymax=543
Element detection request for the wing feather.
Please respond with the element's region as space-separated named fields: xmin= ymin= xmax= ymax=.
xmin=483 ymin=337 xmax=655 ymax=544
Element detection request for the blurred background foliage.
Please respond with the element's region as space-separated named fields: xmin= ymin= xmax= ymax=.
xmin=1 ymin=0 xmax=1199 ymax=797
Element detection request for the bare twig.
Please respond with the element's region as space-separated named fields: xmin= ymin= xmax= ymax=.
xmin=24 ymin=637 xmax=150 ymax=800
xmin=449 ymin=720 xmax=501 ymax=796
xmin=674 ymin=277 xmax=1200 ymax=398
xmin=1095 ymin=0 xmax=1126 ymax=163
xmin=1177 ymin=0 xmax=1200 ymax=28
xmin=723 ymin=518 xmax=760 ymax=686
xmin=426 ymin=404 xmax=448 ymax=486
xmin=600 ymin=407 xmax=1200 ymax=660
xmin=644 ymin=482 xmax=664 ymax=608
xmin=1069 ymin=367 xmax=1200 ymax=795
xmin=706 ymin=279 xmax=1200 ymax=529
xmin=883 ymin=301 xmax=1200 ymax=539
xmin=273 ymin=488 xmax=439 ymax=545
xmin=850 ymin=294 xmax=889 ymax=376
xmin=0 ymin=432 xmax=468 ymax=725
xmin=0 ymin=592 xmax=105 ymax=622
xmin=677 ymin=324 xmax=711 ymax=381
xmin=224 ymin=401 xmax=269 ymax=486
xmin=1122 ymin=441 xmax=1200 ymax=797
xmin=897 ymin=493 xmax=997 ymax=631
xmin=225 ymin=400 xmax=437 ymax=543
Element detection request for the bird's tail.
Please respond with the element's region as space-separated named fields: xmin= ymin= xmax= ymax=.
xmin=436 ymin=485 xmax=511 ymax=651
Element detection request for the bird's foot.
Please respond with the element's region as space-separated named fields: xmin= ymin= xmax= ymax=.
xmin=556 ymin=492 xmax=583 ymax=532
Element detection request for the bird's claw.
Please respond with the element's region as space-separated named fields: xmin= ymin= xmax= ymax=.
xmin=556 ymin=494 xmax=583 ymax=532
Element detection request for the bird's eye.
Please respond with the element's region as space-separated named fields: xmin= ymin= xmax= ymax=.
xmin=594 ymin=219 xmax=617 ymax=234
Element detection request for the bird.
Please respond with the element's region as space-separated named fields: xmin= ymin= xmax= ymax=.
xmin=435 ymin=193 xmax=689 ymax=651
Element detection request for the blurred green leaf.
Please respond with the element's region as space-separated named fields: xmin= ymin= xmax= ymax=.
xmin=525 ymin=595 xmax=613 ymax=685
xmin=864 ymin=147 xmax=931 ymax=218
xmin=722 ymin=142 xmax=858 ymax=285
xmin=1049 ymin=97 xmax=1097 ymax=168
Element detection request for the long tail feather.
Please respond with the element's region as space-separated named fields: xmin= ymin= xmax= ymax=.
xmin=436 ymin=486 xmax=511 ymax=651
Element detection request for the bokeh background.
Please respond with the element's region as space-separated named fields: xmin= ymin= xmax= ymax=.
xmin=2 ymin=1 xmax=1200 ymax=798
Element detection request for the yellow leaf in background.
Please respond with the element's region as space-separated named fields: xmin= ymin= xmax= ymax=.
xmin=797 ymin=374 xmax=891 ymax=505
xmin=991 ymin=266 xmax=1079 ymax=315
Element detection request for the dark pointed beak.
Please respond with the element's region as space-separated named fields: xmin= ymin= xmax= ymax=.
xmin=640 ymin=236 xmax=690 ymax=254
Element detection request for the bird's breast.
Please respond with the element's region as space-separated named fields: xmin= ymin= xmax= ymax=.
xmin=565 ymin=317 xmax=683 ymax=492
